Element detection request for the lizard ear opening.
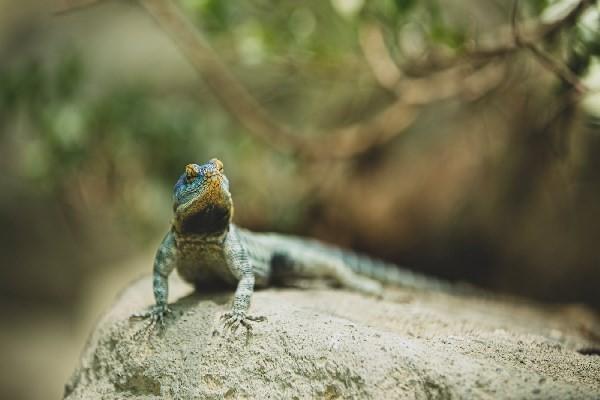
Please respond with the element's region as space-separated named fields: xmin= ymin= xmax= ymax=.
xmin=210 ymin=158 xmax=224 ymax=173
xmin=185 ymin=164 xmax=199 ymax=181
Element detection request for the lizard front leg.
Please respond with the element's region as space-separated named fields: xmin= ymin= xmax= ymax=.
xmin=131 ymin=230 xmax=177 ymax=329
xmin=221 ymin=228 xmax=266 ymax=334
xmin=221 ymin=273 xmax=266 ymax=333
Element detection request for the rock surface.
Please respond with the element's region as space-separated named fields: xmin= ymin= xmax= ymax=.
xmin=65 ymin=275 xmax=600 ymax=399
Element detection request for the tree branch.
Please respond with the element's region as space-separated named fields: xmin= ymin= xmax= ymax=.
xmin=511 ymin=0 xmax=587 ymax=94
xmin=406 ymin=0 xmax=594 ymax=73
xmin=136 ymin=0 xmax=426 ymax=160
xmin=359 ymin=24 xmax=505 ymax=104
xmin=358 ymin=24 xmax=403 ymax=91
xmin=59 ymin=0 xmax=501 ymax=160
xmin=56 ymin=0 xmax=592 ymax=159
xmin=138 ymin=0 xmax=306 ymax=153
xmin=55 ymin=0 xmax=101 ymax=15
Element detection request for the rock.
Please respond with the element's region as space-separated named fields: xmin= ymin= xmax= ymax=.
xmin=65 ymin=275 xmax=600 ymax=399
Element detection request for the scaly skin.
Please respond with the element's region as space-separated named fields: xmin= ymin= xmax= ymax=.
xmin=132 ymin=158 xmax=467 ymax=335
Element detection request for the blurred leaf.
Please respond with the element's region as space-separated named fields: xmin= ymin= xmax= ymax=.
xmin=577 ymin=7 xmax=600 ymax=56
xmin=182 ymin=0 xmax=233 ymax=32
xmin=528 ymin=0 xmax=551 ymax=16
xmin=426 ymin=0 xmax=466 ymax=50
xmin=53 ymin=51 xmax=84 ymax=99
xmin=394 ymin=0 xmax=417 ymax=13
xmin=331 ymin=0 xmax=365 ymax=19
xmin=21 ymin=139 xmax=51 ymax=180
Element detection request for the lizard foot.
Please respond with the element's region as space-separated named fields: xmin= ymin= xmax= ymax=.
xmin=130 ymin=304 xmax=172 ymax=338
xmin=220 ymin=311 xmax=266 ymax=340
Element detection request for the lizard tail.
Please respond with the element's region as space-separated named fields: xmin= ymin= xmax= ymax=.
xmin=245 ymin=229 xmax=485 ymax=297
xmin=336 ymin=248 xmax=483 ymax=296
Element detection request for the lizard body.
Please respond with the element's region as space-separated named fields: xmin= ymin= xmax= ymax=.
xmin=133 ymin=159 xmax=459 ymax=332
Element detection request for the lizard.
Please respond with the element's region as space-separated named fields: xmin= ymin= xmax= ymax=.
xmin=132 ymin=158 xmax=465 ymax=334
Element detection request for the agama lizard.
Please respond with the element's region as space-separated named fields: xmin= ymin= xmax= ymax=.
xmin=133 ymin=158 xmax=460 ymax=333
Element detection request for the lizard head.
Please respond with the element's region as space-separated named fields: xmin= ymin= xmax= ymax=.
xmin=172 ymin=158 xmax=233 ymax=234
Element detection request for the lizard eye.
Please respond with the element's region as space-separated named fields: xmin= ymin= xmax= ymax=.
xmin=210 ymin=158 xmax=224 ymax=173
xmin=185 ymin=164 xmax=199 ymax=182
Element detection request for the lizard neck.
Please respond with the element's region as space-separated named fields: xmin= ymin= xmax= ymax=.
xmin=173 ymin=204 xmax=232 ymax=236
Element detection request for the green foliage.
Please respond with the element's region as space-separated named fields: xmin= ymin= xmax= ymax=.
xmin=424 ymin=0 xmax=466 ymax=50
xmin=560 ymin=7 xmax=600 ymax=80
xmin=0 ymin=0 xmax=594 ymax=234
xmin=527 ymin=0 xmax=551 ymax=16
xmin=182 ymin=0 xmax=233 ymax=33
xmin=394 ymin=0 xmax=417 ymax=13
xmin=0 ymin=52 xmax=231 ymax=230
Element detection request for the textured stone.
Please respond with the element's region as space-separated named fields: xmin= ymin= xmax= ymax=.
xmin=65 ymin=276 xmax=600 ymax=399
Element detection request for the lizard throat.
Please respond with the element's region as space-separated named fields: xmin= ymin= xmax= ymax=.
xmin=177 ymin=204 xmax=231 ymax=235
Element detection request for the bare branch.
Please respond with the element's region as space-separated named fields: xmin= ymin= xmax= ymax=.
xmin=359 ymin=24 xmax=403 ymax=90
xmin=526 ymin=44 xmax=587 ymax=93
xmin=55 ymin=0 xmax=590 ymax=160
xmin=511 ymin=0 xmax=587 ymax=94
xmin=137 ymin=0 xmax=425 ymax=160
xmin=316 ymin=104 xmax=417 ymax=159
xmin=511 ymin=0 xmax=522 ymax=45
xmin=408 ymin=0 xmax=595 ymax=73
xmin=481 ymin=0 xmax=593 ymax=56
xmin=397 ymin=63 xmax=505 ymax=105
xmin=54 ymin=0 xmax=101 ymax=15
xmin=55 ymin=0 xmax=420 ymax=159
xmin=359 ymin=24 xmax=505 ymax=105
xmin=138 ymin=0 xmax=305 ymax=152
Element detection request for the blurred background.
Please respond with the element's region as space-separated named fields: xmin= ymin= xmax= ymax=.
xmin=1 ymin=0 xmax=599 ymax=398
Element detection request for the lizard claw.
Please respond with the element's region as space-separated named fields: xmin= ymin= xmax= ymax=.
xmin=130 ymin=304 xmax=172 ymax=338
xmin=220 ymin=311 xmax=266 ymax=339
